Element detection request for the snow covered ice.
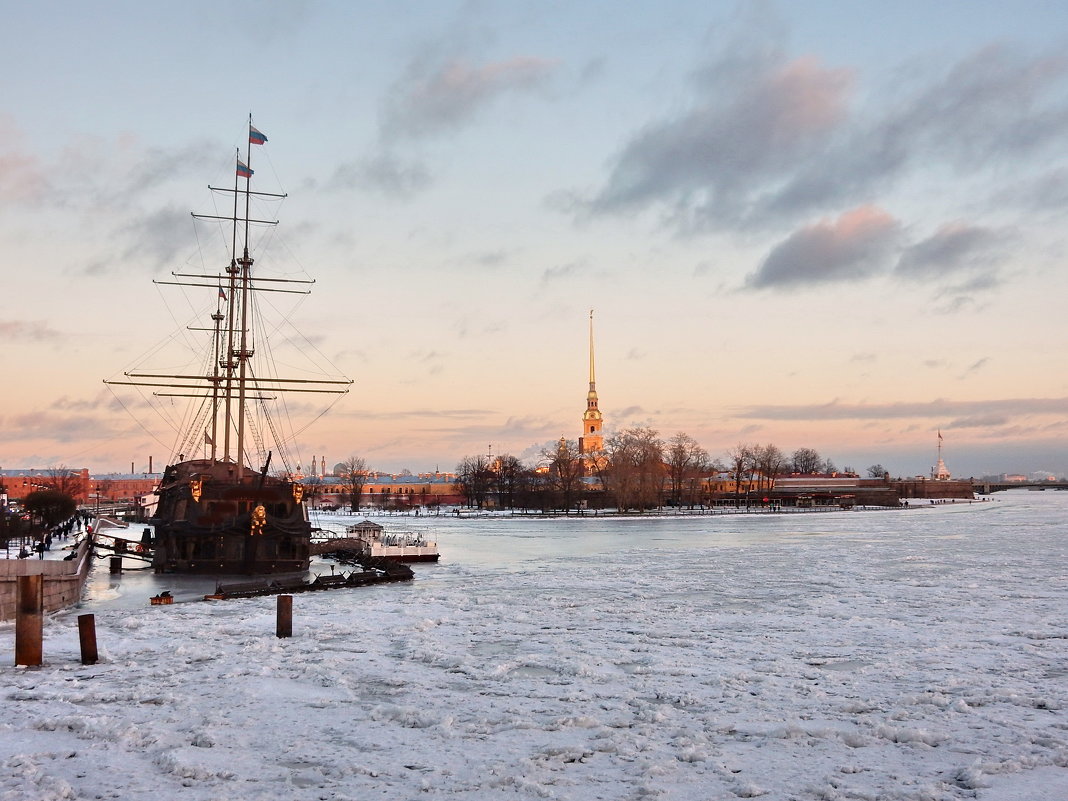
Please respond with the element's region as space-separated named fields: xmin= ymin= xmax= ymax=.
xmin=2 ymin=492 xmax=1067 ymax=800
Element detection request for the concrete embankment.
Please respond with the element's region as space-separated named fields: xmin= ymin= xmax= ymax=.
xmin=0 ymin=537 xmax=93 ymax=621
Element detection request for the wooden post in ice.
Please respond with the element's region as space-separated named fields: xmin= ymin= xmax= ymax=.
xmin=78 ymin=614 xmax=98 ymax=665
xmin=109 ymin=556 xmax=122 ymax=575
xmin=276 ymin=595 xmax=293 ymax=638
xmin=15 ymin=574 xmax=43 ymax=667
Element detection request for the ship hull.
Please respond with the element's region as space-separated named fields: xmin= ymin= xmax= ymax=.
xmin=151 ymin=459 xmax=311 ymax=576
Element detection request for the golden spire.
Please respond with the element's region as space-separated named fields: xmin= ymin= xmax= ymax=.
xmin=580 ymin=309 xmax=603 ymax=455
xmin=589 ymin=309 xmax=596 ymax=391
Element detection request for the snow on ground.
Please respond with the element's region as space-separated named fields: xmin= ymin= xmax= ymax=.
xmin=1 ymin=493 xmax=1066 ymax=800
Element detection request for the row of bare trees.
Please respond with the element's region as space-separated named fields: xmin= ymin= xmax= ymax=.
xmin=298 ymin=439 xmax=866 ymax=515
xmin=451 ymin=432 xmax=863 ymax=512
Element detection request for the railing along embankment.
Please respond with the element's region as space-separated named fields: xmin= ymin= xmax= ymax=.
xmin=0 ymin=536 xmax=93 ymax=622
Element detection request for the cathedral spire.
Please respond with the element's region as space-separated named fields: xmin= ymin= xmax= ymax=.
xmin=589 ymin=308 xmax=596 ymax=391
xmin=580 ymin=309 xmax=603 ymax=455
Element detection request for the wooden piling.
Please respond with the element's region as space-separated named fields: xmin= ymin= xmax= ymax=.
xmin=15 ymin=574 xmax=43 ymax=667
xmin=276 ymin=594 xmax=293 ymax=638
xmin=78 ymin=614 xmax=98 ymax=665
xmin=109 ymin=556 xmax=122 ymax=574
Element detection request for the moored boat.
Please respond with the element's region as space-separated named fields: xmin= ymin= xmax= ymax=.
xmin=106 ymin=118 xmax=351 ymax=575
xmin=346 ymin=520 xmax=440 ymax=562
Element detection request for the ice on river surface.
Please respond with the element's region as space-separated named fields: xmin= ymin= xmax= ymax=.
xmin=2 ymin=491 xmax=1066 ymax=800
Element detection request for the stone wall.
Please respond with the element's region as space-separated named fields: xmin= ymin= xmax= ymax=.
xmin=892 ymin=479 xmax=974 ymax=500
xmin=0 ymin=538 xmax=93 ymax=621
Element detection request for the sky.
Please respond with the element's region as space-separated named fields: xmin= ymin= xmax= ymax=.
xmin=2 ymin=0 xmax=1067 ymax=479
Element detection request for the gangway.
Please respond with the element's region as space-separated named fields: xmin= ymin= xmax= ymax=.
xmin=92 ymin=534 xmax=154 ymax=563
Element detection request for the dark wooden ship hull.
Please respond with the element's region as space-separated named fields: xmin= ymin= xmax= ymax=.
xmin=151 ymin=459 xmax=311 ymax=575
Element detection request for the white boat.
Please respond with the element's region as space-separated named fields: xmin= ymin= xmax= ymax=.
xmin=345 ymin=520 xmax=440 ymax=562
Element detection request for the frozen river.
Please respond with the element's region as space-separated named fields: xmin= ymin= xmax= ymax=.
xmin=2 ymin=491 xmax=1066 ymax=800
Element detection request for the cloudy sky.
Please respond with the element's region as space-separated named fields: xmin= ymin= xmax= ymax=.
xmin=2 ymin=1 xmax=1067 ymax=479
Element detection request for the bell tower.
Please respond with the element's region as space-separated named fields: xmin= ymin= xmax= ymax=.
xmin=579 ymin=309 xmax=603 ymax=454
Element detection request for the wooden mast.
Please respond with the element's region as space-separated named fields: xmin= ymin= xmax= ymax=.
xmin=104 ymin=117 xmax=352 ymax=475
xmin=235 ymin=114 xmax=255 ymax=479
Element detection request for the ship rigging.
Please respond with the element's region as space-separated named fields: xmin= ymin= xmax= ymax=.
xmin=104 ymin=117 xmax=351 ymax=574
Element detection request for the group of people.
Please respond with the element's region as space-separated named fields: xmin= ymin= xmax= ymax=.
xmin=16 ymin=512 xmax=88 ymax=559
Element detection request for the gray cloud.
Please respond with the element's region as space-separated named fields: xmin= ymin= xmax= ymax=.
xmin=112 ymin=142 xmax=218 ymax=206
xmin=328 ymin=152 xmax=432 ymax=198
xmin=962 ymin=358 xmax=990 ymax=377
xmin=746 ymin=206 xmax=900 ymax=288
xmin=540 ymin=262 xmax=583 ymax=285
xmin=2 ymin=410 xmax=125 ymax=443
xmin=383 ymin=55 xmax=556 ymax=139
xmin=362 ymin=408 xmax=493 ymax=420
xmin=736 ymin=397 xmax=1068 ymax=423
xmin=947 ymin=413 xmax=1009 ymax=428
xmin=0 ymin=133 xmax=51 ymax=208
xmin=589 ymin=52 xmax=852 ymax=228
xmin=896 ymin=223 xmax=1007 ymax=278
xmin=468 ymin=249 xmax=509 ymax=268
xmin=580 ymin=30 xmax=1068 ymax=235
xmin=0 ymin=320 xmax=63 ymax=342
xmin=114 ymin=203 xmax=193 ymax=272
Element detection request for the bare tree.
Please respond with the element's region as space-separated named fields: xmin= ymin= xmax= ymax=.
xmin=867 ymin=464 xmax=888 ymax=479
xmin=456 ymin=454 xmax=494 ymax=509
xmin=540 ymin=439 xmax=586 ymax=513
xmin=604 ymin=426 xmax=664 ymax=511
xmin=753 ymin=444 xmax=788 ymax=493
xmin=339 ymin=456 xmax=368 ymax=512
xmin=494 ymin=454 xmax=525 ymax=510
xmin=46 ymin=465 xmax=84 ymax=500
xmin=665 ymin=432 xmax=710 ymax=507
xmin=791 ymin=448 xmax=822 ymax=474
xmin=726 ymin=443 xmax=756 ymax=504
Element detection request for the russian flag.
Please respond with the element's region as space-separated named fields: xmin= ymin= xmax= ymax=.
xmin=237 ymin=160 xmax=253 ymax=178
xmin=249 ymin=125 xmax=268 ymax=145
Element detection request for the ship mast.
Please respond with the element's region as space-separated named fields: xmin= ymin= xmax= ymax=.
xmin=234 ymin=114 xmax=256 ymax=479
xmin=106 ymin=117 xmax=352 ymax=475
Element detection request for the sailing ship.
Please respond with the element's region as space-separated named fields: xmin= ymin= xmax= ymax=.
xmin=106 ymin=119 xmax=351 ymax=574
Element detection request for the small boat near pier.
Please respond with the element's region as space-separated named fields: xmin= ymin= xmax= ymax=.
xmin=344 ymin=520 xmax=440 ymax=562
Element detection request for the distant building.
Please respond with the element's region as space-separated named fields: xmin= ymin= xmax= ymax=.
xmin=307 ymin=472 xmax=464 ymax=509
xmin=932 ymin=430 xmax=951 ymax=480
xmin=1 ymin=468 xmax=91 ymax=504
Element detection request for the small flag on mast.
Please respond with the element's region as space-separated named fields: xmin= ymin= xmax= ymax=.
xmin=204 ymin=431 xmax=214 ymax=446
xmin=218 ymin=287 xmax=227 ymax=301
xmin=249 ymin=125 xmax=268 ymax=145
xmin=237 ymin=159 xmax=253 ymax=178
xmin=938 ymin=430 xmax=943 ymax=440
